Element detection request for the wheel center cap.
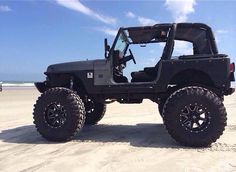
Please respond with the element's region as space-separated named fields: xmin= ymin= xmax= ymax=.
xmin=192 ymin=115 xmax=197 ymax=119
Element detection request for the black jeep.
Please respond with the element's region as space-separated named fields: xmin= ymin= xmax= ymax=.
xmin=33 ymin=23 xmax=235 ymax=147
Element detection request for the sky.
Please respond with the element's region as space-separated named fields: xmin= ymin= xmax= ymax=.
xmin=0 ymin=0 xmax=235 ymax=82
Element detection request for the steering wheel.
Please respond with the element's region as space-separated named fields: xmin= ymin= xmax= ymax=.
xmin=129 ymin=49 xmax=136 ymax=64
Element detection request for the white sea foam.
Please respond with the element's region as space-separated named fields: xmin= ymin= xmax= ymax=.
xmin=1 ymin=82 xmax=35 ymax=87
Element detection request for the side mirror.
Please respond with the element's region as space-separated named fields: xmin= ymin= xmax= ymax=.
xmin=104 ymin=38 xmax=110 ymax=58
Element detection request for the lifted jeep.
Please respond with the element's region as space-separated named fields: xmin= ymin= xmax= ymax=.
xmin=33 ymin=23 xmax=235 ymax=147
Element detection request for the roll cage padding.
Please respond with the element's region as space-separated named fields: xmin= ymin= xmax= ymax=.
xmin=161 ymin=24 xmax=177 ymax=60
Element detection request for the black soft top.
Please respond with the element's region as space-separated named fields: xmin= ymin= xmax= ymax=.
xmin=121 ymin=23 xmax=218 ymax=57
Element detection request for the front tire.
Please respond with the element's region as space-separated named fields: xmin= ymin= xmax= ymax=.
xmin=163 ymin=86 xmax=227 ymax=147
xmin=84 ymin=98 xmax=106 ymax=125
xmin=33 ymin=87 xmax=86 ymax=142
xmin=158 ymin=99 xmax=166 ymax=117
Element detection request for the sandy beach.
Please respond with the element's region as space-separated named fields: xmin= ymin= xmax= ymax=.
xmin=0 ymin=87 xmax=236 ymax=172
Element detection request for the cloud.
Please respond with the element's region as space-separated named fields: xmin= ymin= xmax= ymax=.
xmin=215 ymin=36 xmax=220 ymax=44
xmin=165 ymin=0 xmax=196 ymax=22
xmin=55 ymin=0 xmax=116 ymax=25
xmin=159 ymin=42 xmax=166 ymax=48
xmin=97 ymin=27 xmax=117 ymax=37
xmin=145 ymin=57 xmax=156 ymax=66
xmin=0 ymin=5 xmax=12 ymax=12
xmin=125 ymin=11 xmax=158 ymax=26
xmin=137 ymin=17 xmax=158 ymax=26
xmin=125 ymin=11 xmax=136 ymax=18
xmin=216 ymin=29 xmax=228 ymax=34
xmin=173 ymin=41 xmax=193 ymax=55
xmin=215 ymin=29 xmax=228 ymax=44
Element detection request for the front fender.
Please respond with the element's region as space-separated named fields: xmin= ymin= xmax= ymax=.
xmin=35 ymin=81 xmax=51 ymax=93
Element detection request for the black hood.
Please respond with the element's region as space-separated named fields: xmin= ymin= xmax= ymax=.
xmin=46 ymin=60 xmax=95 ymax=73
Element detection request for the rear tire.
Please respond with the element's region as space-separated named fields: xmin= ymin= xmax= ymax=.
xmin=163 ymin=86 xmax=227 ymax=147
xmin=158 ymin=86 xmax=179 ymax=117
xmin=33 ymin=87 xmax=85 ymax=142
xmin=84 ymin=98 xmax=106 ymax=125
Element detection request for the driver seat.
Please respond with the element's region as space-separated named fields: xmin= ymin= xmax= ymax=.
xmin=131 ymin=63 xmax=159 ymax=82
xmin=113 ymin=50 xmax=128 ymax=83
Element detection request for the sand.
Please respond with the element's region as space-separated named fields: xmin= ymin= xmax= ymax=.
xmin=0 ymin=87 xmax=236 ymax=172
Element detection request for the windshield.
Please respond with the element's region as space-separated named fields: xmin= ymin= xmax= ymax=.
xmin=114 ymin=32 xmax=128 ymax=53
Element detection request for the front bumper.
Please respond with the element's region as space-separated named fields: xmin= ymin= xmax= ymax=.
xmin=230 ymin=72 xmax=235 ymax=82
xmin=224 ymin=87 xmax=235 ymax=96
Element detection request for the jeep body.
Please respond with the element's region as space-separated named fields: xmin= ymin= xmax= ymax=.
xmin=35 ymin=23 xmax=235 ymax=103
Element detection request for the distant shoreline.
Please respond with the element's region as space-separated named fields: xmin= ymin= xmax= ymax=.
xmin=0 ymin=81 xmax=235 ymax=90
xmin=0 ymin=82 xmax=35 ymax=91
xmin=1 ymin=82 xmax=34 ymax=86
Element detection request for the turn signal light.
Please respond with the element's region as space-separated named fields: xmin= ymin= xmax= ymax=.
xmin=230 ymin=63 xmax=235 ymax=73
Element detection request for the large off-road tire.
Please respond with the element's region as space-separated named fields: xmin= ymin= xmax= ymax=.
xmin=33 ymin=87 xmax=86 ymax=142
xmin=84 ymin=98 xmax=106 ymax=125
xmin=158 ymin=99 xmax=166 ymax=117
xmin=163 ymin=86 xmax=227 ymax=147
